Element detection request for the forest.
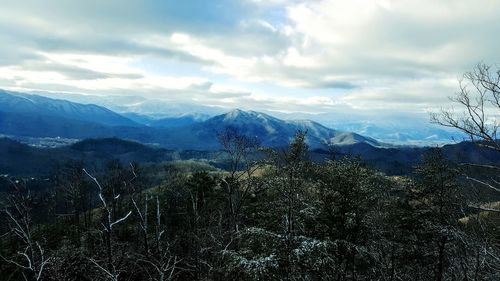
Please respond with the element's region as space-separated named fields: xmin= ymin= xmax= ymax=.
xmin=1 ymin=127 xmax=500 ymax=280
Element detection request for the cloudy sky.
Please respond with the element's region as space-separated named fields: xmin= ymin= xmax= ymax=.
xmin=1 ymin=0 xmax=500 ymax=117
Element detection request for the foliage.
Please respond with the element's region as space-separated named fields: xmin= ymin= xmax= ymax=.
xmin=1 ymin=133 xmax=500 ymax=281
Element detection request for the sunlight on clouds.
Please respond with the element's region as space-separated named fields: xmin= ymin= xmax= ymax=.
xmin=0 ymin=67 xmax=67 ymax=84
xmin=170 ymin=33 xmax=257 ymax=78
xmin=283 ymin=47 xmax=320 ymax=68
xmin=170 ymin=33 xmax=191 ymax=44
xmin=41 ymin=53 xmax=141 ymax=76
xmin=62 ymin=75 xmax=211 ymax=92
xmin=339 ymin=78 xmax=459 ymax=111
xmin=249 ymin=0 xmax=292 ymax=5
xmin=0 ymin=0 xmax=500 ymax=115
xmin=287 ymin=0 xmax=379 ymax=45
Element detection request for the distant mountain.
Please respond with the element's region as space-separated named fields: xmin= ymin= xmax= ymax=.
xmin=150 ymin=113 xmax=210 ymax=128
xmin=121 ymin=112 xmax=158 ymax=126
xmin=313 ymin=141 xmax=500 ymax=175
xmin=0 ymin=90 xmax=140 ymax=127
xmin=331 ymin=121 xmax=460 ymax=145
xmin=0 ymin=90 xmax=380 ymax=150
xmin=110 ymin=100 xmax=224 ymax=118
xmin=25 ymin=90 xmax=463 ymax=145
xmin=159 ymin=109 xmax=380 ymax=150
xmin=28 ymin=91 xmax=225 ymax=118
xmin=120 ymin=112 xmax=210 ymax=128
xmin=270 ymin=111 xmax=461 ymax=145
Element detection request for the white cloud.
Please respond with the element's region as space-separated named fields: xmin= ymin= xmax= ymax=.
xmin=0 ymin=0 xmax=499 ymax=118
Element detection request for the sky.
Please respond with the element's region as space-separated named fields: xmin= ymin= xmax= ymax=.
xmin=1 ymin=0 xmax=500 ymax=118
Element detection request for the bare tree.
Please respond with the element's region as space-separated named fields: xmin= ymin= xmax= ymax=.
xmin=134 ymin=195 xmax=182 ymax=281
xmin=0 ymin=182 xmax=50 ymax=281
xmin=431 ymin=63 xmax=500 ymax=152
xmin=431 ymin=63 xmax=500 ymax=204
xmin=217 ymin=127 xmax=263 ymax=234
xmin=83 ymin=169 xmax=132 ymax=281
xmin=127 ymin=163 xmax=182 ymax=281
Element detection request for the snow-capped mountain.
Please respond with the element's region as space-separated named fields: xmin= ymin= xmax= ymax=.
xmin=0 ymin=90 xmax=382 ymax=150
xmin=28 ymin=91 xmax=225 ymax=118
xmin=24 ymin=91 xmax=461 ymax=145
xmin=120 ymin=112 xmax=210 ymax=127
xmin=158 ymin=109 xmax=380 ymax=150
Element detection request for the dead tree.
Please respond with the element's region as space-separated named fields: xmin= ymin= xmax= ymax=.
xmin=431 ymin=63 xmax=500 ymax=210
xmin=0 ymin=182 xmax=50 ymax=281
xmin=125 ymin=162 xmax=182 ymax=280
xmin=134 ymin=195 xmax=182 ymax=281
xmin=83 ymin=169 xmax=132 ymax=281
xmin=217 ymin=127 xmax=263 ymax=234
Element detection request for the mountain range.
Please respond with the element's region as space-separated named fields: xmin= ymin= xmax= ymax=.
xmin=24 ymin=90 xmax=461 ymax=144
xmin=0 ymin=90 xmax=378 ymax=150
xmin=0 ymin=89 xmax=497 ymax=177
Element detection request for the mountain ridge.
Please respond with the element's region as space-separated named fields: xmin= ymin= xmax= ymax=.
xmin=0 ymin=90 xmax=381 ymax=150
xmin=0 ymin=90 xmax=141 ymax=127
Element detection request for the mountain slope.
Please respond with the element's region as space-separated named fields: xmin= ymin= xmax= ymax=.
xmin=0 ymin=90 xmax=140 ymax=127
xmin=0 ymin=137 xmax=173 ymax=175
xmin=159 ymin=109 xmax=379 ymax=150
xmin=150 ymin=113 xmax=209 ymax=128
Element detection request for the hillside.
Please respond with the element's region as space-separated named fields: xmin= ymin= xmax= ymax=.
xmin=2 ymin=135 xmax=498 ymax=176
xmin=0 ymin=137 xmax=174 ymax=175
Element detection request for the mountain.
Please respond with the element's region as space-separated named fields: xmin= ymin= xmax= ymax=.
xmin=121 ymin=112 xmax=158 ymax=126
xmin=110 ymin=100 xmax=224 ymax=118
xmin=271 ymin=111 xmax=461 ymax=145
xmin=0 ymin=111 xmax=113 ymax=138
xmin=0 ymin=90 xmax=380 ymax=150
xmin=312 ymin=141 xmax=500 ymax=175
xmin=331 ymin=121 xmax=461 ymax=145
xmin=150 ymin=113 xmax=210 ymax=128
xmin=120 ymin=112 xmax=210 ymax=128
xmin=25 ymin=90 xmax=463 ymax=145
xmin=0 ymin=90 xmax=140 ymax=127
xmin=28 ymin=91 xmax=225 ymax=118
xmin=158 ymin=109 xmax=380 ymax=150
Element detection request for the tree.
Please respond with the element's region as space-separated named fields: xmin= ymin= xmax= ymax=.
xmin=53 ymin=161 xmax=90 ymax=238
xmin=432 ymin=63 xmax=499 ymax=152
xmin=0 ymin=181 xmax=50 ymax=281
xmin=311 ymin=158 xmax=381 ymax=280
xmin=432 ymin=63 xmax=500 ymax=207
xmin=217 ymin=127 xmax=262 ymax=234
xmin=83 ymin=168 xmax=133 ymax=281
xmin=413 ymin=150 xmax=464 ymax=281
xmin=184 ymin=171 xmax=221 ymax=280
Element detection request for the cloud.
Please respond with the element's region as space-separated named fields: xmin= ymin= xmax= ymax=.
xmin=0 ymin=0 xmax=499 ymax=119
